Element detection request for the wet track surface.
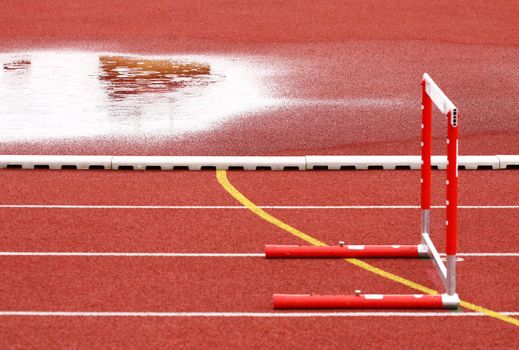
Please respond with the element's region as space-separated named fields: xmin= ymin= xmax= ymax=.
xmin=1 ymin=1 xmax=518 ymax=155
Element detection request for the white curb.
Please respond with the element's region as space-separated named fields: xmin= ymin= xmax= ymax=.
xmin=0 ymin=155 xmax=112 ymax=170
xmin=497 ymin=155 xmax=519 ymax=169
xmin=111 ymin=156 xmax=305 ymax=171
xmin=0 ymin=155 xmax=516 ymax=170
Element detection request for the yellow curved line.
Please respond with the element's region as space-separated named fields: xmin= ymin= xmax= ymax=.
xmin=216 ymin=170 xmax=519 ymax=327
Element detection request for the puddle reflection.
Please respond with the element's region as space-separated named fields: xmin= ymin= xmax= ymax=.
xmin=98 ymin=55 xmax=211 ymax=98
xmin=3 ymin=59 xmax=31 ymax=71
xmin=0 ymin=51 xmax=269 ymax=142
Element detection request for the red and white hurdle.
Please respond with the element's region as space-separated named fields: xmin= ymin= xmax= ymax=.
xmin=267 ymin=73 xmax=461 ymax=309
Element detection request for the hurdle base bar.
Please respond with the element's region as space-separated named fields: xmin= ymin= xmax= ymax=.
xmin=273 ymin=293 xmax=460 ymax=309
xmin=265 ymin=244 xmax=429 ymax=259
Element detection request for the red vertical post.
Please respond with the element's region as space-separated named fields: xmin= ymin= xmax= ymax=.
xmin=446 ymin=110 xmax=459 ymax=295
xmin=421 ymin=81 xmax=432 ymax=210
xmin=446 ymin=111 xmax=458 ymax=256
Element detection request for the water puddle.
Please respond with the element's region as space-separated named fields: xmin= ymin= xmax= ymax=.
xmin=0 ymin=51 xmax=270 ymax=142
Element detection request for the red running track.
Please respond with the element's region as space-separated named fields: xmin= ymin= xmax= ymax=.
xmin=0 ymin=169 xmax=518 ymax=348
xmin=1 ymin=0 xmax=519 ymax=347
xmin=1 ymin=1 xmax=519 ymax=155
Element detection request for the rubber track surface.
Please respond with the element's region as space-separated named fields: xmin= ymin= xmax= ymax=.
xmin=1 ymin=170 xmax=518 ymax=348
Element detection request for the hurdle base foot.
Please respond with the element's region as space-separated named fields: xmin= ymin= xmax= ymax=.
xmin=273 ymin=293 xmax=459 ymax=309
xmin=265 ymin=244 xmax=423 ymax=258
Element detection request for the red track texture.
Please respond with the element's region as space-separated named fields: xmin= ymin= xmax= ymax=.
xmin=1 ymin=1 xmax=519 ymax=348
xmin=1 ymin=1 xmax=519 ymax=155
xmin=0 ymin=170 xmax=518 ymax=348
xmin=3 ymin=317 xmax=517 ymax=349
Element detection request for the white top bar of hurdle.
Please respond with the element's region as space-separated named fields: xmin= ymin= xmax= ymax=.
xmin=423 ymin=73 xmax=457 ymax=115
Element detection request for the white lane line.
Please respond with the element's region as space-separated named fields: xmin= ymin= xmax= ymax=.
xmin=0 ymin=205 xmax=517 ymax=209
xmin=0 ymin=252 xmax=264 ymax=257
xmin=0 ymin=311 xmax=518 ymax=317
xmin=454 ymin=253 xmax=519 ymax=257
xmin=0 ymin=252 xmax=518 ymax=257
xmin=0 ymin=205 xmax=248 ymax=209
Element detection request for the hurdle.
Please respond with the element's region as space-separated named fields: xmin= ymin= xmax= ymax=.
xmin=266 ymin=73 xmax=461 ymax=309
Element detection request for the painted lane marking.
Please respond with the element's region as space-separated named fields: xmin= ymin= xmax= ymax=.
xmin=216 ymin=170 xmax=519 ymax=327
xmin=0 ymin=252 xmax=517 ymax=257
xmin=0 ymin=252 xmax=264 ymax=257
xmin=0 ymin=311 xmax=518 ymax=317
xmin=455 ymin=253 xmax=519 ymax=257
xmin=0 ymin=205 xmax=518 ymax=209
